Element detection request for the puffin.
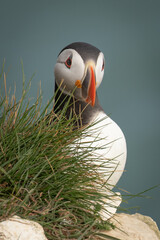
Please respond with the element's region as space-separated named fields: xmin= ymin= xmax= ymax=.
xmin=54 ymin=42 xmax=127 ymax=220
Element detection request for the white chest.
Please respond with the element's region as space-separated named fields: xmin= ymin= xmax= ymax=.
xmin=78 ymin=111 xmax=127 ymax=188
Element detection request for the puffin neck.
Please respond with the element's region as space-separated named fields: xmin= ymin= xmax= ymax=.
xmin=54 ymin=82 xmax=103 ymax=127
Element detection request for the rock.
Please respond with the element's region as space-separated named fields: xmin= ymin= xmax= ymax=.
xmin=0 ymin=215 xmax=47 ymax=240
xmin=99 ymin=213 xmax=160 ymax=240
xmin=0 ymin=213 xmax=159 ymax=240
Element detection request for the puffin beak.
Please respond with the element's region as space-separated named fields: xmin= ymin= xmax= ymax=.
xmin=82 ymin=64 xmax=96 ymax=107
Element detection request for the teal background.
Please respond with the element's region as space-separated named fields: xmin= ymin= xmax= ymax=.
xmin=0 ymin=0 xmax=160 ymax=227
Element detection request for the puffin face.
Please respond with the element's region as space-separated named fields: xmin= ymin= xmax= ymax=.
xmin=54 ymin=42 xmax=105 ymax=106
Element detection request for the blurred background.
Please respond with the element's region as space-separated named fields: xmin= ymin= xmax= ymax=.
xmin=0 ymin=0 xmax=160 ymax=227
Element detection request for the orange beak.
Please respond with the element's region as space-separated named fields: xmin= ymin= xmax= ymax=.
xmin=86 ymin=65 xmax=96 ymax=107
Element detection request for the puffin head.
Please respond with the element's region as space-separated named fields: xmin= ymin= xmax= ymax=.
xmin=54 ymin=42 xmax=105 ymax=107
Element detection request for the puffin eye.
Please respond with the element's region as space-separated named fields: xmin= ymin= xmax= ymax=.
xmin=65 ymin=57 xmax=72 ymax=69
xmin=101 ymin=60 xmax=104 ymax=71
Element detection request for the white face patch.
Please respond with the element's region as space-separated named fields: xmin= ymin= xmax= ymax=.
xmin=54 ymin=48 xmax=105 ymax=99
xmin=54 ymin=49 xmax=85 ymax=95
xmin=95 ymin=52 xmax=105 ymax=89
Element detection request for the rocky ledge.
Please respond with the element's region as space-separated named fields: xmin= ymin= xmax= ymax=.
xmin=0 ymin=213 xmax=159 ymax=240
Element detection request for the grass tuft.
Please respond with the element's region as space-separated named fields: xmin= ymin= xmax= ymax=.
xmin=0 ymin=67 xmax=117 ymax=239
